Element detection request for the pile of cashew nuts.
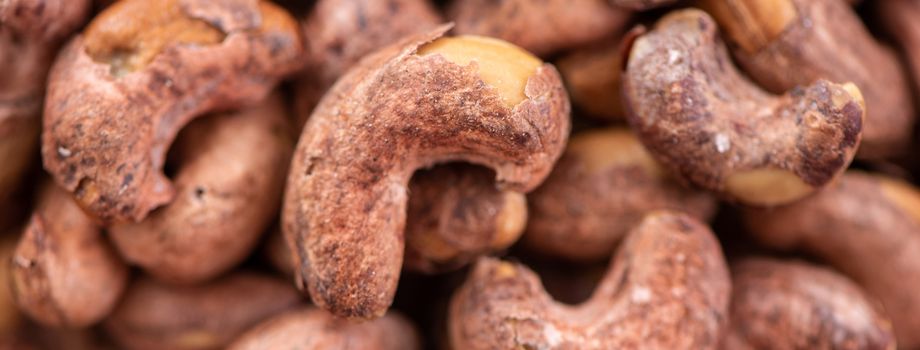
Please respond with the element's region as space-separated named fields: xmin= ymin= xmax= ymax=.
xmin=3 ymin=0 xmax=920 ymax=349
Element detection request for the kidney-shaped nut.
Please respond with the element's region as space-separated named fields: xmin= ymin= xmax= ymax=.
xmin=293 ymin=0 xmax=441 ymax=128
xmin=450 ymin=211 xmax=730 ymax=349
xmin=104 ymin=272 xmax=299 ymax=350
xmin=448 ymin=0 xmax=630 ymax=57
xmin=283 ymin=26 xmax=570 ymax=319
xmin=108 ymin=93 xmax=292 ymax=284
xmin=525 ymin=128 xmax=717 ymax=262
xmin=11 ymin=183 xmax=128 ymax=328
xmin=624 ymin=9 xmax=863 ymax=207
xmin=42 ymin=0 xmax=303 ymax=224
xmin=228 ymin=307 xmax=420 ymax=350
xmin=724 ymin=257 xmax=895 ymax=350
xmin=698 ymin=0 xmax=914 ymax=159
xmin=404 ymin=164 xmax=527 ymax=273
xmin=742 ymin=172 xmax=920 ymax=349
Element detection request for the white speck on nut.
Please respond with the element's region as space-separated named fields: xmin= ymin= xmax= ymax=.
xmin=631 ymin=286 xmax=652 ymax=304
xmin=667 ymin=49 xmax=681 ymax=65
xmin=714 ymin=133 xmax=730 ymax=153
xmin=57 ymin=146 xmax=72 ymax=157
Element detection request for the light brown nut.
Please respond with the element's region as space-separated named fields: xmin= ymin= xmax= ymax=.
xmin=723 ymin=257 xmax=896 ymax=350
xmin=10 ymin=183 xmax=128 ymax=328
xmin=0 ymin=0 xmax=90 ymax=208
xmin=556 ymin=36 xmax=629 ymax=121
xmin=610 ymin=0 xmax=679 ymax=10
xmin=698 ymin=0 xmax=914 ymax=159
xmin=42 ymin=0 xmax=303 ymax=224
xmin=525 ymin=128 xmax=717 ymax=262
xmin=228 ymin=307 xmax=420 ymax=350
xmin=293 ymin=0 xmax=442 ymax=129
xmin=449 ymin=211 xmax=730 ymax=349
xmin=104 ymin=272 xmax=299 ymax=350
xmin=742 ymin=172 xmax=920 ymax=348
xmin=404 ymin=164 xmax=526 ymax=273
xmin=623 ymin=9 xmax=863 ymax=207
xmin=283 ymin=27 xmax=570 ymax=319
xmin=447 ymin=0 xmax=630 ymax=57
xmin=876 ymin=0 xmax=920 ymax=102
xmin=107 ymin=93 xmax=293 ymax=284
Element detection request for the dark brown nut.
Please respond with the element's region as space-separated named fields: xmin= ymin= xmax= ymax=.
xmin=228 ymin=307 xmax=420 ymax=350
xmin=283 ymin=27 xmax=570 ymax=319
xmin=610 ymin=0 xmax=679 ymax=10
xmin=0 ymin=231 xmax=23 ymax=335
xmin=293 ymin=0 xmax=442 ymax=129
xmin=449 ymin=211 xmax=730 ymax=349
xmin=104 ymin=272 xmax=299 ymax=350
xmin=447 ymin=0 xmax=630 ymax=57
xmin=0 ymin=0 xmax=90 ymax=208
xmin=698 ymin=0 xmax=914 ymax=159
xmin=525 ymin=128 xmax=717 ymax=262
xmin=742 ymin=172 xmax=920 ymax=348
xmin=42 ymin=0 xmax=303 ymax=224
xmin=555 ymin=36 xmax=627 ymax=121
xmin=10 ymin=183 xmax=128 ymax=328
xmin=876 ymin=0 xmax=920 ymax=101
xmin=107 ymin=93 xmax=292 ymax=284
xmin=623 ymin=9 xmax=864 ymax=207
xmin=724 ymin=257 xmax=896 ymax=350
xmin=404 ymin=164 xmax=526 ymax=273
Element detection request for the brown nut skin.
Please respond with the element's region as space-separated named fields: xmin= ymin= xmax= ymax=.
xmin=103 ymin=272 xmax=299 ymax=350
xmin=698 ymin=0 xmax=914 ymax=160
xmin=283 ymin=26 xmax=570 ymax=319
xmin=107 ymin=94 xmax=293 ymax=284
xmin=42 ymin=0 xmax=303 ymax=224
xmin=724 ymin=257 xmax=896 ymax=350
xmin=10 ymin=183 xmax=129 ymax=328
xmin=0 ymin=0 xmax=89 ymax=209
xmin=0 ymin=231 xmax=23 ymax=336
xmin=623 ymin=9 xmax=864 ymax=207
xmin=525 ymin=128 xmax=717 ymax=262
xmin=742 ymin=172 xmax=920 ymax=349
xmin=228 ymin=307 xmax=420 ymax=350
xmin=610 ymin=0 xmax=678 ymax=10
xmin=293 ymin=0 xmax=442 ymax=129
xmin=448 ymin=0 xmax=630 ymax=57
xmin=556 ymin=37 xmax=628 ymax=121
xmin=450 ymin=211 xmax=731 ymax=349
xmin=876 ymin=0 xmax=920 ymax=102
xmin=404 ymin=164 xmax=527 ymax=273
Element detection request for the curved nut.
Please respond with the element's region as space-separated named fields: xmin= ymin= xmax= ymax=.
xmin=405 ymin=164 xmax=527 ymax=273
xmin=449 ymin=211 xmax=730 ymax=349
xmin=724 ymin=257 xmax=895 ymax=350
xmin=699 ymin=0 xmax=914 ymax=159
xmin=742 ymin=172 xmax=920 ymax=349
xmin=10 ymin=183 xmax=128 ymax=328
xmin=283 ymin=27 xmax=570 ymax=319
xmin=104 ymin=272 xmax=299 ymax=350
xmin=294 ymin=0 xmax=442 ymax=129
xmin=448 ymin=0 xmax=630 ymax=57
xmin=228 ymin=307 xmax=420 ymax=350
xmin=525 ymin=128 xmax=717 ymax=262
xmin=42 ymin=0 xmax=303 ymax=223
xmin=108 ymin=93 xmax=292 ymax=284
xmin=623 ymin=9 xmax=863 ymax=206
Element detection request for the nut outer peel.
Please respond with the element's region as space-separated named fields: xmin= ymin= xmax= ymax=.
xmin=283 ymin=26 xmax=570 ymax=319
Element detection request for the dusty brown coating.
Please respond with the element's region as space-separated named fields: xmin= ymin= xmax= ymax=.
xmin=876 ymin=0 xmax=920 ymax=102
xmin=0 ymin=0 xmax=89 ymax=208
xmin=450 ymin=211 xmax=730 ymax=349
xmin=104 ymin=273 xmax=299 ymax=350
xmin=624 ymin=9 xmax=863 ymax=206
xmin=723 ymin=258 xmax=895 ymax=350
xmin=742 ymin=172 xmax=920 ymax=349
xmin=448 ymin=0 xmax=630 ymax=57
xmin=10 ymin=183 xmax=128 ymax=328
xmin=525 ymin=128 xmax=717 ymax=262
xmin=228 ymin=307 xmax=420 ymax=350
xmin=294 ymin=0 xmax=442 ymax=129
xmin=404 ymin=164 xmax=526 ymax=273
xmin=42 ymin=0 xmax=303 ymax=224
xmin=556 ymin=37 xmax=628 ymax=121
xmin=610 ymin=0 xmax=679 ymax=10
xmin=699 ymin=0 xmax=914 ymax=159
xmin=283 ymin=27 xmax=570 ymax=319
xmin=107 ymin=93 xmax=292 ymax=284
